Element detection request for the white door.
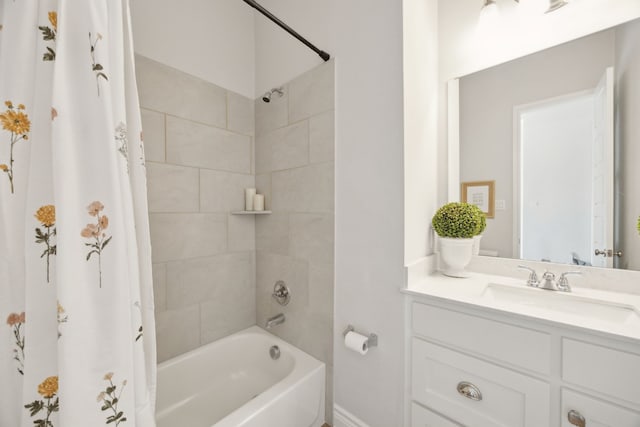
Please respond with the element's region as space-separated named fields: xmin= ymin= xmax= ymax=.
xmin=516 ymin=94 xmax=595 ymax=264
xmin=591 ymin=67 xmax=614 ymax=268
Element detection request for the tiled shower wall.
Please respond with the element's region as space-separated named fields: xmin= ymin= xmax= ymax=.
xmin=254 ymin=61 xmax=335 ymax=422
xmin=137 ymin=56 xmax=335 ymax=422
xmin=136 ymin=56 xmax=257 ymax=362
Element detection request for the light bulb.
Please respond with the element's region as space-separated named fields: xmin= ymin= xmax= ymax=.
xmin=479 ymin=0 xmax=500 ymax=34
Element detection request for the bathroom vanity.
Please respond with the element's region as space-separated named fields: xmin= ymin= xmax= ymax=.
xmin=405 ymin=273 xmax=640 ymax=427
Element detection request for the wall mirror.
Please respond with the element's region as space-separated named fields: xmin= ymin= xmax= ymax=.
xmin=450 ymin=17 xmax=640 ymax=271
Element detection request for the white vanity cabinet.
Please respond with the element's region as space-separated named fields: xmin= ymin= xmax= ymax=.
xmin=409 ymin=299 xmax=640 ymax=427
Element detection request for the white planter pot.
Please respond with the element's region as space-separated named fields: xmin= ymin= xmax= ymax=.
xmin=472 ymin=235 xmax=483 ymax=256
xmin=438 ymin=237 xmax=474 ymax=277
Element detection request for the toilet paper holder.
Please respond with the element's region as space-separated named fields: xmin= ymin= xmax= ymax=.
xmin=343 ymin=325 xmax=378 ymax=347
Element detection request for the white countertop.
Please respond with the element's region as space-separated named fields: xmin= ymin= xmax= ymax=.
xmin=404 ymin=272 xmax=640 ymax=342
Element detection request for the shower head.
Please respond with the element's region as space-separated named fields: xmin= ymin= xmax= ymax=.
xmin=262 ymin=87 xmax=284 ymax=103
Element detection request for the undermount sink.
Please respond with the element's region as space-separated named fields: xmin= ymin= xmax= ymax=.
xmin=480 ymin=283 xmax=640 ymax=328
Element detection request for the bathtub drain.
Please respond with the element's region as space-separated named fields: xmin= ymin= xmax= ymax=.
xmin=269 ymin=345 xmax=281 ymax=360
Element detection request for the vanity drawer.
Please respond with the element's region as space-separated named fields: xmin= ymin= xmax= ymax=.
xmin=562 ymin=338 xmax=640 ymax=406
xmin=412 ymin=302 xmax=551 ymax=374
xmin=412 ymin=403 xmax=462 ymax=427
xmin=412 ymin=338 xmax=550 ymax=427
xmin=561 ymin=389 xmax=640 ymax=427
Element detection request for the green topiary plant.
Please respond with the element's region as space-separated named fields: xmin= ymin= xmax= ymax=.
xmin=468 ymin=204 xmax=486 ymax=236
xmin=637 ymin=214 xmax=640 ymax=236
xmin=432 ymin=202 xmax=483 ymax=239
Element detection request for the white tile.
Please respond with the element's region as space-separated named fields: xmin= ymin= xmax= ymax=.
xmin=255 ymin=121 xmax=309 ymax=173
xmin=166 ymin=116 xmax=251 ymax=173
xmin=289 ymin=213 xmax=334 ymax=265
xmin=141 ymin=109 xmax=165 ymax=163
xmin=255 ymin=174 xmax=272 ymax=210
xmin=309 ymin=261 xmax=334 ymax=319
xmin=255 ymin=86 xmax=288 ymax=135
xmin=298 ymin=310 xmax=333 ymax=363
xmin=271 ymin=163 xmax=334 ymax=213
xmin=228 ymin=214 xmax=256 ymax=252
xmin=199 ymin=170 xmax=255 ymax=212
xmin=146 ymin=162 xmax=199 ymax=213
xmin=149 ymin=213 xmax=227 ymax=262
xmin=152 ymin=263 xmax=167 ymax=312
xmin=289 ymin=60 xmax=334 ymax=123
xmin=136 ymin=55 xmax=226 ymax=128
xmin=255 ymin=213 xmax=289 ymax=255
xmin=256 ymin=252 xmax=309 ymax=326
xmin=165 ymin=252 xmax=255 ymax=309
xmin=263 ymin=308 xmax=304 ymax=347
xmin=309 ymin=110 xmax=335 ymax=164
xmin=200 ymin=293 xmax=256 ymax=344
xmin=155 ymin=305 xmax=200 ymax=362
xmin=227 ymin=91 xmax=255 ymax=136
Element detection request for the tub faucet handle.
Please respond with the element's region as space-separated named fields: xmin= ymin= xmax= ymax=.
xmin=518 ymin=265 xmax=539 ymax=288
xmin=272 ymin=281 xmax=291 ymax=306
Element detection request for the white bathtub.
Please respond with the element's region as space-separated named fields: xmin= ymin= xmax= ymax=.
xmin=156 ymin=326 xmax=326 ymax=427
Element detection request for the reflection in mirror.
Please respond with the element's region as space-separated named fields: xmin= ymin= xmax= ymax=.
xmin=456 ymin=18 xmax=640 ymax=270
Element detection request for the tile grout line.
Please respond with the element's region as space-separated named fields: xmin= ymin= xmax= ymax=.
xmin=164 ymin=112 xmax=253 ymax=138
xmin=163 ymin=113 xmax=167 ymax=163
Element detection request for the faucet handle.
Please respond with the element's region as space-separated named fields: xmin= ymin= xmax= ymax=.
xmin=557 ymin=271 xmax=581 ymax=292
xmin=518 ymin=265 xmax=539 ymax=287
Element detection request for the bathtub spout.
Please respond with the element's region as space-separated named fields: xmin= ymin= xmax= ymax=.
xmin=265 ymin=313 xmax=285 ymax=329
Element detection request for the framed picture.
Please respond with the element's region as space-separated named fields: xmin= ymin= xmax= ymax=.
xmin=461 ymin=181 xmax=495 ymax=218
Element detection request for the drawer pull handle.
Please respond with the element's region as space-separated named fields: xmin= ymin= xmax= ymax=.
xmin=456 ymin=381 xmax=482 ymax=401
xmin=568 ymin=410 xmax=586 ymax=427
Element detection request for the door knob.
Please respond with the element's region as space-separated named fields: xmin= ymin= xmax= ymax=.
xmin=594 ymin=249 xmax=623 ymax=257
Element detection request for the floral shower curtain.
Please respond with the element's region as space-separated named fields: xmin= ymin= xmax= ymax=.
xmin=0 ymin=1 xmax=156 ymax=426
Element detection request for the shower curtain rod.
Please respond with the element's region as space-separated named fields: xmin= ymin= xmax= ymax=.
xmin=242 ymin=0 xmax=330 ymax=62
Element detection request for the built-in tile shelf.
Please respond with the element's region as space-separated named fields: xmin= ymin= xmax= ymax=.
xmin=231 ymin=211 xmax=272 ymax=215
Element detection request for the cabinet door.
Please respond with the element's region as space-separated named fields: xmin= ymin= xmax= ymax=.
xmin=412 ymin=338 xmax=550 ymax=427
xmin=412 ymin=403 xmax=462 ymax=427
xmin=562 ymin=338 xmax=640 ymax=406
xmin=562 ymin=389 xmax=640 ymax=427
xmin=412 ymin=302 xmax=551 ymax=374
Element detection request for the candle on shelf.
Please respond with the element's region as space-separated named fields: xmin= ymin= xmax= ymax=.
xmin=253 ymin=194 xmax=265 ymax=211
xmin=245 ymin=188 xmax=256 ymax=211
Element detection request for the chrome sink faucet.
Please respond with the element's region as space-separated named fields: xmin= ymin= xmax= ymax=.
xmin=539 ymin=271 xmax=558 ymax=291
xmin=518 ymin=266 xmax=581 ymax=292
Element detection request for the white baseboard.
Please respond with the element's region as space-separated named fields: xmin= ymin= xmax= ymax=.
xmin=333 ymin=405 xmax=371 ymax=427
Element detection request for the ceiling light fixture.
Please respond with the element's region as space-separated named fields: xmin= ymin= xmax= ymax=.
xmin=480 ymin=0 xmax=499 ymax=22
xmin=545 ymin=0 xmax=569 ymax=13
xmin=480 ymin=0 xmax=520 ymax=15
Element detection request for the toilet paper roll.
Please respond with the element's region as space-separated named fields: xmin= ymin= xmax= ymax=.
xmin=345 ymin=331 xmax=369 ymax=355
